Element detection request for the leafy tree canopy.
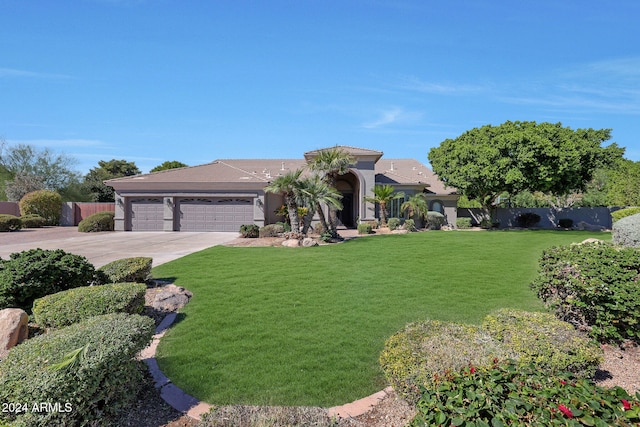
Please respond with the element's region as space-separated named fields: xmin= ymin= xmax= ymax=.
xmin=428 ymin=121 xmax=623 ymax=212
xmin=150 ymin=160 xmax=188 ymax=173
xmin=83 ymin=159 xmax=141 ymax=202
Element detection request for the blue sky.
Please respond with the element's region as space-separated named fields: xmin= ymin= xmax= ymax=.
xmin=1 ymin=1 xmax=639 ymax=174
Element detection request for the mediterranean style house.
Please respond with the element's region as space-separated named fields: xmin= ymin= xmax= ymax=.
xmin=105 ymin=146 xmax=458 ymax=232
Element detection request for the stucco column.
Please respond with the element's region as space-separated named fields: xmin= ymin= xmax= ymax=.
xmin=114 ymin=196 xmax=125 ymax=231
xmin=163 ymin=197 xmax=175 ymax=231
xmin=254 ymin=194 xmax=265 ymax=227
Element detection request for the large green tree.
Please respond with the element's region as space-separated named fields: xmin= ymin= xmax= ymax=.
xmin=83 ymin=159 xmax=141 ymax=202
xmin=428 ymin=121 xmax=623 ymax=216
xmin=150 ymin=160 xmax=188 ymax=173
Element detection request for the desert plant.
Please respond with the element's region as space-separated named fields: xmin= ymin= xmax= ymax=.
xmin=32 ymin=282 xmax=147 ymax=328
xmin=411 ymin=359 xmax=640 ymax=427
xmin=611 ymin=207 xmax=640 ymax=222
xmin=259 ymin=223 xmax=285 ymax=238
xmin=0 ymin=313 xmax=154 ymax=426
xmin=612 ymin=213 xmax=640 ymax=248
xmin=482 ymin=309 xmax=603 ymax=378
xmin=456 ymin=217 xmax=472 ymax=229
xmin=380 ymin=320 xmax=513 ymax=403
xmin=558 ymin=218 xmax=574 ymax=229
xmin=426 ymin=211 xmax=445 ymax=229
xmin=0 ymin=214 xmax=21 ymax=232
xmin=0 ymin=249 xmax=98 ymax=311
xmin=239 ymin=224 xmax=260 ymax=238
xmin=18 ymin=189 xmax=62 ymax=226
xmin=531 ymin=243 xmax=640 ymax=343
xmin=387 ymin=217 xmax=401 ymax=231
xmin=515 ymin=212 xmax=541 ymax=228
xmin=403 ymin=218 xmax=416 ymax=232
xmin=20 ymin=213 xmax=45 ymax=228
xmin=364 ymin=184 xmax=405 ymax=226
xmin=97 ymin=257 xmax=153 ymax=284
xmin=78 ymin=211 xmax=115 ymax=232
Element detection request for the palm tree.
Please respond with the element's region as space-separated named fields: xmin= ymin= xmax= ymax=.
xmin=401 ymin=193 xmax=429 ymax=221
xmin=296 ymin=175 xmax=343 ymax=236
xmin=265 ymin=169 xmax=304 ymax=234
xmin=365 ymin=184 xmax=405 ymax=226
xmin=308 ymin=147 xmax=354 ymax=237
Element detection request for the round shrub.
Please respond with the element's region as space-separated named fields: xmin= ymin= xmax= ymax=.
xmin=531 ymin=243 xmax=640 ymax=343
xmin=403 ymin=218 xmax=416 ymax=231
xmin=78 ymin=211 xmax=115 ymax=232
xmin=411 ymin=359 xmax=640 ymax=427
xmin=0 ymin=248 xmax=98 ymax=312
xmin=259 ymin=223 xmax=285 ymax=238
xmin=0 ymin=214 xmax=21 ymax=232
xmin=456 ymin=217 xmax=472 ymax=229
xmin=482 ymin=309 xmax=603 ymax=378
xmin=33 ymin=282 xmax=147 ymax=328
xmin=387 ymin=217 xmax=401 ymax=231
xmin=20 ymin=214 xmax=45 ymax=228
xmin=611 ymin=206 xmax=640 ymax=223
xmin=18 ymin=189 xmax=62 ymax=226
xmin=380 ymin=320 xmax=514 ymax=403
xmin=239 ymin=223 xmax=259 ymax=238
xmin=515 ymin=212 xmax=541 ymax=228
xmin=612 ymin=212 xmax=640 ymax=248
xmin=0 ymin=313 xmax=154 ymax=426
xmin=426 ymin=211 xmax=445 ymax=229
xmin=357 ymin=222 xmax=373 ymax=234
xmin=98 ymin=257 xmax=152 ymax=284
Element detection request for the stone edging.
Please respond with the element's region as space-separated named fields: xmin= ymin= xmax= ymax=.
xmin=139 ymin=311 xmax=391 ymax=421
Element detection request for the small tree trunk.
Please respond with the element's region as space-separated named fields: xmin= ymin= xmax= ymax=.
xmin=286 ymin=195 xmax=301 ymax=235
xmin=301 ymin=207 xmax=315 ymax=236
xmin=379 ymin=202 xmax=388 ymax=226
xmin=316 ymin=204 xmax=330 ymax=234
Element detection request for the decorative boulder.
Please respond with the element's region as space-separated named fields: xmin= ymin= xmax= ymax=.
xmin=302 ymin=238 xmax=318 ymax=247
xmin=0 ymin=308 xmax=29 ymax=358
xmin=282 ymin=239 xmax=301 ymax=248
xmin=151 ymin=285 xmax=193 ymax=313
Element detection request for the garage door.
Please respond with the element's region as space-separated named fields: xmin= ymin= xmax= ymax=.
xmin=130 ymin=198 xmax=164 ymax=231
xmin=179 ymin=198 xmax=254 ymax=232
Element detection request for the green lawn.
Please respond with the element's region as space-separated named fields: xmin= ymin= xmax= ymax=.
xmin=153 ymin=230 xmax=609 ymax=407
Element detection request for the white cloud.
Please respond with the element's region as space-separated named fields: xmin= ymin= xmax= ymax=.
xmin=362 ymin=108 xmax=404 ymax=129
xmin=0 ymin=67 xmax=71 ymax=79
xmin=7 ymin=139 xmax=107 ymax=149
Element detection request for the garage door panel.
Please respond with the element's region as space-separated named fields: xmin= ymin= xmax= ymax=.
xmin=130 ymin=198 xmax=164 ymax=231
xmin=179 ymin=198 xmax=253 ymax=231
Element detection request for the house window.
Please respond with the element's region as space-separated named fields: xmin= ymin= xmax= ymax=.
xmin=430 ymin=200 xmax=444 ymax=214
xmin=389 ymin=196 xmax=405 ymax=219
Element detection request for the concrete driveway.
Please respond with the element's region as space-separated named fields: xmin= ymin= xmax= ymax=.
xmin=0 ymin=227 xmax=239 ymax=267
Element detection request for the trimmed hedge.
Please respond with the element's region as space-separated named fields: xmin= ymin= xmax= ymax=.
xmin=0 ymin=249 xmax=98 ymax=312
xmin=456 ymin=217 xmax=472 ymax=229
xmin=20 ymin=214 xmax=45 ymax=228
xmin=78 ymin=211 xmax=115 ymax=232
xmin=357 ymin=223 xmax=373 ymax=234
xmin=239 ymin=224 xmax=259 ymax=238
xmin=611 ymin=207 xmax=640 ymax=223
xmin=0 ymin=313 xmax=154 ymax=426
xmin=426 ymin=211 xmax=444 ymax=230
xmin=612 ymin=213 xmax=640 ymax=248
xmin=32 ymin=282 xmax=147 ymax=328
xmin=0 ymin=214 xmax=21 ymax=232
xmin=531 ymin=243 xmax=640 ymax=343
xmin=387 ymin=217 xmax=401 ymax=231
xmin=19 ymin=189 xmax=62 ymax=226
xmin=259 ymin=223 xmax=285 ymax=238
xmin=482 ymin=309 xmax=602 ymax=378
xmin=98 ymin=257 xmax=152 ymax=284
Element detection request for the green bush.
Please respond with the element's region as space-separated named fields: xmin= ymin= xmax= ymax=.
xmin=480 ymin=218 xmax=493 ymax=229
xmin=403 ymin=218 xmax=416 ymax=231
xmin=18 ymin=189 xmax=62 ymax=226
xmin=611 ymin=207 xmax=640 ymax=222
xmin=78 ymin=211 xmax=114 ymax=232
xmin=515 ymin=212 xmax=541 ymax=228
xmin=239 ymin=224 xmax=259 ymax=238
xmin=0 ymin=214 xmax=21 ymax=232
xmin=531 ymin=243 xmax=640 ymax=343
xmin=612 ymin=213 xmax=640 ymax=248
xmin=98 ymin=257 xmax=152 ymax=284
xmin=0 ymin=313 xmax=154 ymax=426
xmin=357 ymin=223 xmax=373 ymax=234
xmin=411 ymin=359 xmax=640 ymax=427
xmin=33 ymin=283 xmax=147 ymax=328
xmin=20 ymin=214 xmax=45 ymax=228
xmin=426 ymin=211 xmax=444 ymax=229
xmin=558 ymin=218 xmax=574 ymax=229
xmin=380 ymin=320 xmax=513 ymax=403
xmin=387 ymin=217 xmax=401 ymax=231
xmin=482 ymin=309 xmax=602 ymax=378
xmin=456 ymin=217 xmax=472 ymax=229
xmin=259 ymin=223 xmax=285 ymax=238
xmin=0 ymin=249 xmax=98 ymax=312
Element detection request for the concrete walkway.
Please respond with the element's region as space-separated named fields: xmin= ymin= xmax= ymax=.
xmin=0 ymin=227 xmax=239 ymax=267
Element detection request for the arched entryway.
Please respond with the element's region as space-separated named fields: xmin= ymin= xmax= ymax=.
xmin=336 ymin=172 xmax=360 ymax=228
